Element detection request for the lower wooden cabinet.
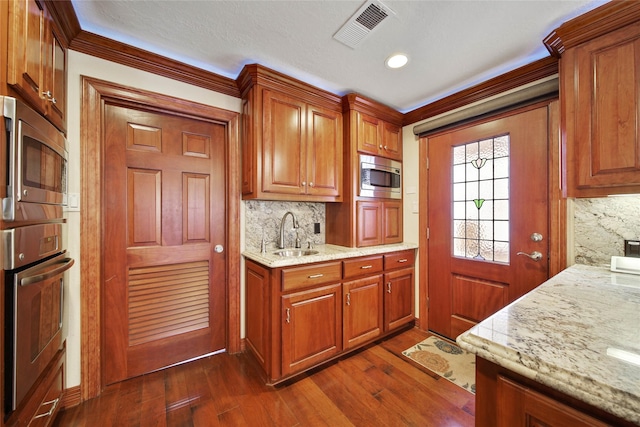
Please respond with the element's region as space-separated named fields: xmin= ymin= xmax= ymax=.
xmin=245 ymin=248 xmax=415 ymax=384
xmin=281 ymin=283 xmax=342 ymax=376
xmin=6 ymin=346 xmax=64 ymax=427
xmin=476 ymin=357 xmax=635 ymax=427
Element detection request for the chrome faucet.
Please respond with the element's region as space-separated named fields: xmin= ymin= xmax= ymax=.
xmin=278 ymin=211 xmax=300 ymax=249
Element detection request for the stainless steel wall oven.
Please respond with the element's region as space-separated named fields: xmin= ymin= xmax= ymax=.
xmin=2 ymin=96 xmax=72 ymax=415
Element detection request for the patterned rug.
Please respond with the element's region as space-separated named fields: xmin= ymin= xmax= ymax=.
xmin=402 ymin=336 xmax=476 ymax=394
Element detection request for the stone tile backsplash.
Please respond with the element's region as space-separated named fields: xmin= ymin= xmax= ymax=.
xmin=244 ymin=200 xmax=326 ymax=252
xmin=574 ymin=196 xmax=640 ymax=267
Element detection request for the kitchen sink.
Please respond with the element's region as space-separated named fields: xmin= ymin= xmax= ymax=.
xmin=273 ymin=249 xmax=319 ymax=257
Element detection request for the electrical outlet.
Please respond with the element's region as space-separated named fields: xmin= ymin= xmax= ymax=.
xmin=314 ymin=223 xmax=320 ymax=234
xmin=625 ymin=240 xmax=640 ymax=257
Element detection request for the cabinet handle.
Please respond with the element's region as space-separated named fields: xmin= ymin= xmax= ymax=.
xmin=33 ymin=397 xmax=59 ymax=419
xmin=308 ymin=274 xmax=324 ymax=279
xmin=285 ymin=308 xmax=290 ymax=324
xmin=387 ymin=282 xmax=392 ymax=293
xmin=302 ymin=181 xmax=306 ymax=187
xmin=379 ymin=144 xmax=383 ymax=149
xmin=346 ymin=293 xmax=351 ymax=306
xmin=309 ymin=182 xmax=314 ymax=187
xmin=360 ymin=265 xmax=373 ymax=269
xmin=42 ymin=90 xmax=52 ymax=99
xmin=397 ymin=259 xmax=408 ymax=263
xmin=384 ymin=145 xmax=388 ymax=150
xmin=50 ymin=97 xmax=57 ymax=104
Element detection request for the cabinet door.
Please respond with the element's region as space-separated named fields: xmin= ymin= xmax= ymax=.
xmin=262 ymin=89 xmax=306 ymax=195
xmin=357 ymin=112 xmax=382 ymax=155
xmin=8 ymin=0 xmax=46 ymax=111
xmin=382 ymin=122 xmax=402 ymax=160
xmin=382 ymin=201 xmax=403 ymax=244
xmin=384 ymin=267 xmax=414 ymax=331
xmin=566 ymin=21 xmax=640 ymax=195
xmin=281 ymin=283 xmax=342 ymax=376
xmin=496 ymin=375 xmax=610 ymax=427
xmin=356 ymin=201 xmax=383 ymax=247
xmin=245 ymin=260 xmax=271 ymax=372
xmin=43 ymin=22 xmax=67 ymax=132
xmin=306 ymin=104 xmax=342 ymax=198
xmin=343 ymin=275 xmax=383 ymax=349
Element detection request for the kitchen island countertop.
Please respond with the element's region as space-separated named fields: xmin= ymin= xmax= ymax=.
xmin=242 ymin=242 xmax=418 ymax=268
xmin=457 ymin=263 xmax=640 ymax=424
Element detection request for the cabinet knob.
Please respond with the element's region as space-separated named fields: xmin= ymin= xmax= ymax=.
xmin=384 ymin=145 xmax=388 ymax=150
xmin=309 ymin=182 xmax=314 ymax=187
xmin=379 ymin=145 xmax=383 ymax=149
xmin=302 ymin=181 xmax=306 ymax=187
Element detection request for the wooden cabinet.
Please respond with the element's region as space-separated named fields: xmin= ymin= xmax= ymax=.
xmin=326 ymin=94 xmax=404 ymax=248
xmin=6 ymin=346 xmax=64 ymax=427
xmin=342 ymin=255 xmax=384 ymax=349
xmin=244 ymin=249 xmax=414 ymax=384
xmin=476 ymin=357 xmax=633 ymax=427
xmin=383 ymin=250 xmax=415 ymax=331
xmin=281 ymin=283 xmax=342 ymax=376
xmin=238 ymin=64 xmax=342 ymax=202
xmin=7 ymin=0 xmax=67 ymax=133
xmin=546 ymin=2 xmax=640 ymax=196
xmin=356 ymin=200 xmax=403 ymax=247
xmin=356 ymin=111 xmax=403 ymax=161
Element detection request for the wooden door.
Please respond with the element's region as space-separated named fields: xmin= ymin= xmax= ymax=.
xmin=428 ymin=106 xmax=549 ymax=339
xmin=384 ymin=268 xmax=414 ymax=331
xmin=281 ymin=283 xmax=342 ymax=376
xmin=103 ymin=103 xmax=227 ymax=385
xmin=306 ymin=104 xmax=342 ymax=198
xmin=343 ymin=275 xmax=383 ymax=349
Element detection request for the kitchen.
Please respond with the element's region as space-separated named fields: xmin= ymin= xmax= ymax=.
xmin=2 ymin=0 xmax=640 ymax=425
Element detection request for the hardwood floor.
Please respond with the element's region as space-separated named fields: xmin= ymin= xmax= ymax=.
xmin=53 ymin=328 xmax=475 ymax=426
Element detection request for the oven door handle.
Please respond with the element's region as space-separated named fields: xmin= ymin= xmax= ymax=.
xmin=20 ymin=258 xmax=74 ymax=286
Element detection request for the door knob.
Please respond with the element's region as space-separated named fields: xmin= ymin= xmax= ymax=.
xmin=214 ymin=245 xmax=224 ymax=253
xmin=517 ymin=251 xmax=542 ymax=261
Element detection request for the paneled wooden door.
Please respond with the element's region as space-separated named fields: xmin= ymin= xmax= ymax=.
xmin=103 ymin=103 xmax=227 ymax=385
xmin=428 ymin=105 xmax=550 ymax=340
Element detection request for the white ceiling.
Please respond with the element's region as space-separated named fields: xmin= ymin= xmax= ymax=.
xmin=70 ymin=0 xmax=607 ymax=113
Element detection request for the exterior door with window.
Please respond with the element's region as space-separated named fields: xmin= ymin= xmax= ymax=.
xmin=428 ymin=105 xmax=550 ymax=339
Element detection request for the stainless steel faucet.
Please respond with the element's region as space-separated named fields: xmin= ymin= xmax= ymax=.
xmin=278 ymin=211 xmax=300 ymax=249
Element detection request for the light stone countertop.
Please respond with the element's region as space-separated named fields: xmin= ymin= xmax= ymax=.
xmin=242 ymin=242 xmax=418 ymax=268
xmin=457 ymin=264 xmax=640 ymax=425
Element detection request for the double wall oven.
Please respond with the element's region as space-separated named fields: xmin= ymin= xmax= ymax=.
xmin=1 ymin=96 xmax=73 ymax=415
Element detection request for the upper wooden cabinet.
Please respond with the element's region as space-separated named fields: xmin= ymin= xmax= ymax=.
xmin=238 ymin=64 xmax=343 ymax=202
xmin=7 ymin=0 xmax=67 ymax=133
xmin=545 ymin=2 xmax=640 ymax=197
xmin=355 ymin=109 xmax=403 ymax=161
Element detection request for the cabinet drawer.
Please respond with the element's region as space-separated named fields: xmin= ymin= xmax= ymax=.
xmin=282 ymin=262 xmax=342 ymax=291
xmin=384 ymin=250 xmax=415 ymax=270
xmin=343 ymin=255 xmax=383 ymax=279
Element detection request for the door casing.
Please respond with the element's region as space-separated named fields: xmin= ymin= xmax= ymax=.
xmin=79 ymin=77 xmax=241 ymax=400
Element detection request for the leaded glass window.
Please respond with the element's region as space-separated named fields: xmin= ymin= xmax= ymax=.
xmin=452 ymin=135 xmax=510 ymax=263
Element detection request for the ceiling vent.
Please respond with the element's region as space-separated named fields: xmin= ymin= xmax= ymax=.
xmin=333 ymin=0 xmax=396 ymax=49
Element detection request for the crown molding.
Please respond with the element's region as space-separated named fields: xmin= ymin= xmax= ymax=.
xmin=403 ymin=56 xmax=558 ymax=126
xmin=544 ymin=0 xmax=640 ymax=57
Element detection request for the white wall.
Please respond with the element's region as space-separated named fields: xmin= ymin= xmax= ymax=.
xmin=402 ymin=126 xmax=421 ymax=317
xmin=64 ymin=51 xmax=242 ymax=388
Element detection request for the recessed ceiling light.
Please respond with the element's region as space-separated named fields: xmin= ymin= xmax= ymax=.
xmin=385 ymin=53 xmax=408 ymax=69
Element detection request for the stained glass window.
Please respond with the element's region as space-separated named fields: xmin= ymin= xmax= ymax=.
xmin=452 ymin=135 xmax=510 ymax=263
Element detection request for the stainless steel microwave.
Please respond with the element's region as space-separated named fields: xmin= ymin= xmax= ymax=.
xmin=359 ymin=154 xmax=402 ymax=199
xmin=2 ymin=96 xmax=68 ymax=222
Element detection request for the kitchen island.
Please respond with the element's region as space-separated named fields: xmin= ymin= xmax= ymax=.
xmin=457 ymin=264 xmax=640 ymax=426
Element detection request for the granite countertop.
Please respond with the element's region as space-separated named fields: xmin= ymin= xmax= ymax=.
xmin=242 ymin=242 xmax=418 ymax=268
xmin=457 ymin=264 xmax=640 ymax=424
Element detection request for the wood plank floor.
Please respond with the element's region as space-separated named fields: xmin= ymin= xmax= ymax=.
xmin=53 ymin=328 xmax=475 ymax=427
